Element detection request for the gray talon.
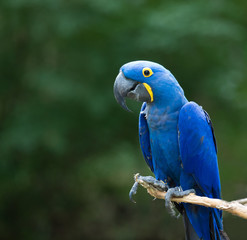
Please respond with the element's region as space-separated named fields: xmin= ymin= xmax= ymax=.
xmin=129 ymin=182 xmax=139 ymax=203
xmin=129 ymin=175 xmax=168 ymax=203
xmin=138 ymin=175 xmax=168 ymax=191
xmin=165 ymin=187 xmax=195 ymax=217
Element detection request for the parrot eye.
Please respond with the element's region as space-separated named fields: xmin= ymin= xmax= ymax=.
xmin=142 ymin=67 xmax=153 ymax=78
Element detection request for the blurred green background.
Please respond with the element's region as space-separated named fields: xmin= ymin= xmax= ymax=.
xmin=0 ymin=0 xmax=247 ymax=239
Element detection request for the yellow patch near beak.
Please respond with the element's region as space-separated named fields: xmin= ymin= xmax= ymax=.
xmin=142 ymin=83 xmax=153 ymax=102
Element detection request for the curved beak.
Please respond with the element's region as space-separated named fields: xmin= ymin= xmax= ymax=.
xmin=113 ymin=71 xmax=152 ymax=112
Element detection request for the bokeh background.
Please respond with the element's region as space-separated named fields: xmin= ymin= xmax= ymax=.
xmin=1 ymin=0 xmax=247 ymax=239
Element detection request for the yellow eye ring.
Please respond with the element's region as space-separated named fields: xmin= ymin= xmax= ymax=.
xmin=142 ymin=67 xmax=153 ymax=78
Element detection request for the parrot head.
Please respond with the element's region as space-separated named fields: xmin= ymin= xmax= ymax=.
xmin=114 ymin=60 xmax=185 ymax=111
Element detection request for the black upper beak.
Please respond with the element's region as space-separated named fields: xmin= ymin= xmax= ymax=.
xmin=113 ymin=71 xmax=151 ymax=111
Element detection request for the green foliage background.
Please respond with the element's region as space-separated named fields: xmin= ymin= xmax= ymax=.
xmin=0 ymin=0 xmax=247 ymax=239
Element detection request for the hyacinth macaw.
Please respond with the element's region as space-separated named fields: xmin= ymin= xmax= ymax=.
xmin=113 ymin=61 xmax=229 ymax=240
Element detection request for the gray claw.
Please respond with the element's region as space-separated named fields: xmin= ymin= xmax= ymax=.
xmin=165 ymin=187 xmax=195 ymax=217
xmin=129 ymin=182 xmax=139 ymax=203
xmin=138 ymin=175 xmax=168 ymax=191
xmin=129 ymin=174 xmax=169 ymax=203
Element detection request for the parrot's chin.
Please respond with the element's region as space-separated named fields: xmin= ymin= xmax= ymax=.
xmin=114 ymin=71 xmax=152 ymax=112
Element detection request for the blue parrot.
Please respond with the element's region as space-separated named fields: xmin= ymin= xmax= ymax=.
xmin=113 ymin=61 xmax=229 ymax=240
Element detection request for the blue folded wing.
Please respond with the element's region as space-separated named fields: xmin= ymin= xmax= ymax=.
xmin=178 ymin=101 xmax=221 ymax=198
xmin=178 ymin=101 xmax=222 ymax=239
xmin=139 ymin=102 xmax=153 ymax=172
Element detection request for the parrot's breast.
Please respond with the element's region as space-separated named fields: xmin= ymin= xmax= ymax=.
xmin=146 ymin=105 xmax=182 ymax=186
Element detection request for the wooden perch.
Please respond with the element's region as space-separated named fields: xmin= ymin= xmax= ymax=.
xmin=134 ymin=174 xmax=247 ymax=220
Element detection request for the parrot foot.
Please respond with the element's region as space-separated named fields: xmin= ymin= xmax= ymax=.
xmin=138 ymin=175 xmax=168 ymax=191
xmin=165 ymin=187 xmax=195 ymax=217
xmin=129 ymin=174 xmax=168 ymax=203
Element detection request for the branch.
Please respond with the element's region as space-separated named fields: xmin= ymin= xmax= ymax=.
xmin=134 ymin=174 xmax=247 ymax=220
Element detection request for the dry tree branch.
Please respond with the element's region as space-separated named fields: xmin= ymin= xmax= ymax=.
xmin=134 ymin=174 xmax=247 ymax=220
xmin=235 ymin=198 xmax=247 ymax=206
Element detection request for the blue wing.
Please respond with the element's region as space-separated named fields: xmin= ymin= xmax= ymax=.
xmin=139 ymin=102 xmax=153 ymax=172
xmin=178 ymin=102 xmax=222 ymax=240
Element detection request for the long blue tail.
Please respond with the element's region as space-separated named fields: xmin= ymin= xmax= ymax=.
xmin=183 ymin=210 xmax=200 ymax=240
xmin=183 ymin=204 xmax=229 ymax=240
